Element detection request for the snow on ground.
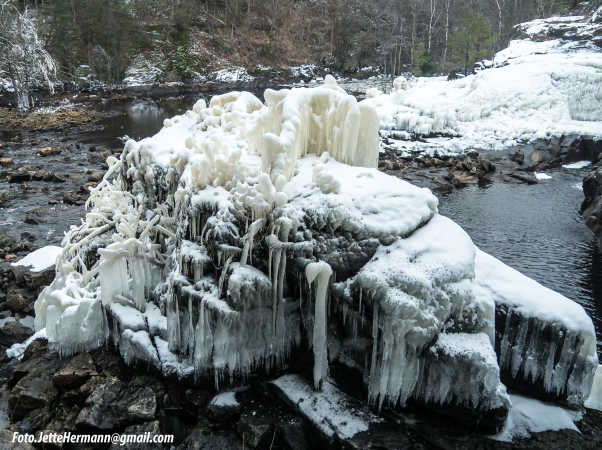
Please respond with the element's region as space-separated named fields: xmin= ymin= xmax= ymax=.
xmin=364 ymin=12 xmax=602 ymax=155
xmin=534 ymin=172 xmax=552 ymax=180
xmin=492 ymin=394 xmax=582 ymax=442
xmin=209 ymin=67 xmax=254 ymax=83
xmin=11 ymin=246 xmax=62 ymax=272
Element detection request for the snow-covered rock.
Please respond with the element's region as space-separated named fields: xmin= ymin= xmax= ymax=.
xmin=475 ymin=250 xmax=597 ymax=406
xmin=29 ymin=77 xmax=597 ymax=432
xmin=11 ymin=246 xmax=62 ymax=273
xmin=493 ymin=394 xmax=583 ymax=442
xmin=271 ymin=374 xmax=382 ymax=441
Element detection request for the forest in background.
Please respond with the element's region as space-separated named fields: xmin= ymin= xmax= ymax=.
xmin=3 ymin=0 xmax=599 ymax=87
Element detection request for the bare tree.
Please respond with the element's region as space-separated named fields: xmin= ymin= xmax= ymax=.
xmin=442 ymin=0 xmax=452 ymax=68
xmin=0 ymin=0 xmax=56 ymax=109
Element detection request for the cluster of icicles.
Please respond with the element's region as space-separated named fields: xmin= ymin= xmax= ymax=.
xmin=33 ymin=78 xmax=381 ymax=393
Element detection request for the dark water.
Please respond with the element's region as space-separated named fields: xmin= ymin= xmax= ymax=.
xmin=438 ymin=167 xmax=602 ymax=356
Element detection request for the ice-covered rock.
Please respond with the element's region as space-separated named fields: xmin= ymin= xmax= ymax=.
xmin=29 ymin=77 xmax=597 ymax=432
xmin=475 ymin=250 xmax=598 ymax=407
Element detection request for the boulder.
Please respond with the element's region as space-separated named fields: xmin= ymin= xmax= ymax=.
xmin=75 ymin=378 xmax=156 ymax=430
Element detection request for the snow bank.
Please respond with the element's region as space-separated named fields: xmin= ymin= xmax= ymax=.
xmin=11 ymin=246 xmax=62 ymax=272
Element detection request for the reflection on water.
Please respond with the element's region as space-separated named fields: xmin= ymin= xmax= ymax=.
xmin=438 ymin=167 xmax=602 ymax=356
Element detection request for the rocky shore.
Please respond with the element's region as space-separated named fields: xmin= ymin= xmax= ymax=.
xmin=0 ymin=277 xmax=601 ymax=449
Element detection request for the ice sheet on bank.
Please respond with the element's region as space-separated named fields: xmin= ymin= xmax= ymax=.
xmin=492 ymin=394 xmax=582 ymax=442
xmin=11 ymin=246 xmax=62 ymax=273
xmin=563 ymin=160 xmax=593 ymax=169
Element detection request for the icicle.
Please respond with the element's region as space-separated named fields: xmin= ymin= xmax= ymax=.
xmin=368 ymin=301 xmax=380 ymax=406
xmin=241 ymin=218 xmax=265 ymax=266
xmin=306 ymin=261 xmax=332 ymax=390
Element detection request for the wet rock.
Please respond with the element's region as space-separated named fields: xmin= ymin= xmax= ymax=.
xmin=24 ymin=208 xmax=48 ymax=225
xmin=75 ymin=378 xmax=157 ymax=430
xmin=0 ymin=190 xmax=11 ymax=205
xmin=9 ymin=367 xmax=58 ymax=422
xmin=87 ymin=170 xmax=104 ymax=182
xmin=0 ymin=429 xmax=35 ymax=449
xmin=177 ymin=426 xmax=241 ymax=450
xmin=36 ymin=147 xmax=60 ymax=157
xmin=53 ymin=352 xmax=98 ymax=389
xmin=7 ymin=172 xmax=31 ymax=183
xmin=62 ymin=192 xmax=82 ymax=205
xmin=3 ymin=290 xmax=34 ymax=314
xmin=511 ymin=151 xmax=525 ymax=165
xmin=236 ymin=412 xmax=274 ymax=448
xmin=278 ymin=419 xmax=311 ymax=450
xmin=0 ymin=320 xmax=32 ymax=347
xmin=509 ymin=172 xmax=538 ymax=185
xmin=449 ymin=170 xmax=478 ymax=186
xmin=581 ymin=166 xmax=602 ymax=249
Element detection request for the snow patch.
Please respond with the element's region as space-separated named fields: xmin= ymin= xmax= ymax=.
xmin=11 ymin=246 xmax=62 ymax=272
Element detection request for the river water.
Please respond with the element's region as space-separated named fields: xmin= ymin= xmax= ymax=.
xmin=2 ymin=84 xmax=601 ymax=356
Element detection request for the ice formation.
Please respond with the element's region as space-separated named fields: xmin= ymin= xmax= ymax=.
xmin=30 ymin=77 xmax=598 ymax=431
xmin=585 ymin=365 xmax=602 ymax=410
xmin=475 ymin=250 xmax=598 ymax=406
xmin=364 ymin=10 xmax=602 ymax=152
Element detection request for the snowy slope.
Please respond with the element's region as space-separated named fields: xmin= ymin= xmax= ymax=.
xmin=364 ymin=11 xmax=602 ymax=154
